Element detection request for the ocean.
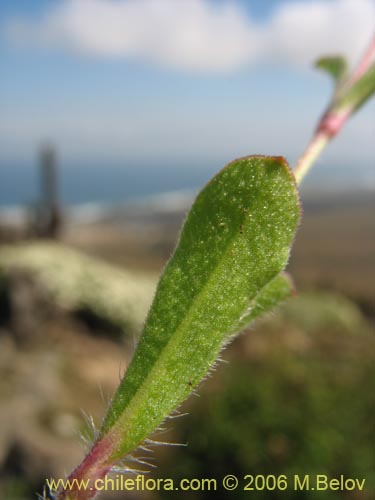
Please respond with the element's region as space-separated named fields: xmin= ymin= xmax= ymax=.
xmin=0 ymin=162 xmax=209 ymax=225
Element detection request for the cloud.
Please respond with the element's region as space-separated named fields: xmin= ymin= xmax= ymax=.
xmin=6 ymin=0 xmax=374 ymax=73
xmin=266 ymin=0 xmax=374 ymax=66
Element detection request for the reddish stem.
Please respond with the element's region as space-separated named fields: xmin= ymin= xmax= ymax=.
xmin=294 ymin=34 xmax=375 ymax=184
xmin=316 ymin=108 xmax=351 ymax=138
xmin=55 ymin=434 xmax=116 ymax=500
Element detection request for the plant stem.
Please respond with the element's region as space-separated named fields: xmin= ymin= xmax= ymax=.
xmin=294 ymin=132 xmax=329 ymax=185
xmin=55 ymin=433 xmax=115 ymax=500
xmin=294 ymin=33 xmax=375 ymax=185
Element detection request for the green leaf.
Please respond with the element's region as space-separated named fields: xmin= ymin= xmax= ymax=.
xmin=101 ymin=155 xmax=300 ymax=459
xmin=235 ymin=272 xmax=295 ymax=331
xmin=336 ymin=62 xmax=375 ymax=113
xmin=315 ymin=56 xmax=348 ymax=85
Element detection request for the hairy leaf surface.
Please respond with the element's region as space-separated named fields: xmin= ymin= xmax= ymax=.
xmin=101 ymin=155 xmax=300 ymax=459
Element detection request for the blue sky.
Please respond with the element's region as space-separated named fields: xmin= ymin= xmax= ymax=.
xmin=0 ymin=0 xmax=374 ymax=190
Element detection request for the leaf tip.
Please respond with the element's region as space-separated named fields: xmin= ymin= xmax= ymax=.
xmin=314 ymin=55 xmax=348 ymax=84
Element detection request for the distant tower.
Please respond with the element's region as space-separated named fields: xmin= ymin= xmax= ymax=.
xmin=38 ymin=144 xmax=62 ymax=238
